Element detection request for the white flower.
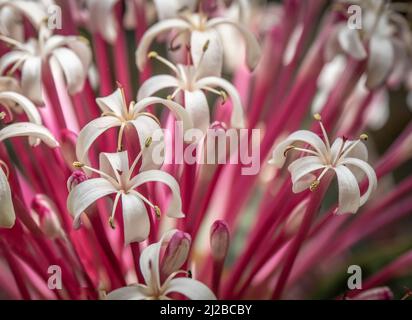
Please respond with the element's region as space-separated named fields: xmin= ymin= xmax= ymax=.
xmin=0 ymin=25 xmax=92 ymax=103
xmin=135 ymin=8 xmax=261 ymax=77
xmin=76 ymin=87 xmax=193 ymax=172
xmin=0 ymin=0 xmax=48 ymax=41
xmin=67 ymin=152 xmax=185 ymax=244
xmin=138 ymin=51 xmax=244 ymax=133
xmin=107 ymin=229 xmax=216 ymax=300
xmin=269 ymin=114 xmax=377 ymax=214
xmin=0 ymin=115 xmax=58 ymax=228
xmin=333 ymin=0 xmax=408 ymax=88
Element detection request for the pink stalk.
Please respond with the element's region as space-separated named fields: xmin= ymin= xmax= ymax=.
xmin=92 ymin=34 xmax=113 ymax=96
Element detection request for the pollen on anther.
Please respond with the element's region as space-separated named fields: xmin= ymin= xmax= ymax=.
xmin=309 ymin=180 xmax=320 ymax=192
xmin=0 ymin=111 xmax=5 ymax=120
xmin=313 ymin=113 xmax=322 ymax=121
xmin=109 ymin=217 xmax=116 ymax=229
xmin=145 ymin=137 xmax=152 ymax=148
xmin=148 ymin=51 xmax=158 ymax=59
xmin=73 ymin=161 xmax=84 ymax=168
xmin=154 ymin=206 xmax=161 ymax=219
xmin=360 ymin=133 xmax=368 ymax=141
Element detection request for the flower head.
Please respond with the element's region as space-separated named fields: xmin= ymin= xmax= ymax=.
xmin=107 ymin=229 xmax=216 ymax=300
xmin=138 ymin=50 xmax=244 ymax=133
xmin=67 ymin=151 xmax=185 ymax=244
xmin=270 ymin=114 xmax=377 ymax=214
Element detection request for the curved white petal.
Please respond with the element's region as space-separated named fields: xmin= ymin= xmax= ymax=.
xmin=0 ymin=50 xmax=27 ymax=75
xmin=207 ymin=17 xmax=261 ymax=70
xmin=0 ymin=122 xmax=58 ymax=147
xmin=130 ymin=115 xmax=164 ymax=171
xmin=366 ymin=36 xmax=394 ymax=89
xmin=190 ymin=29 xmax=223 ymax=78
xmin=337 ymin=26 xmax=367 ymax=60
xmin=153 ymin=0 xmax=196 ymax=20
xmin=184 ymin=90 xmax=210 ymax=134
xmin=21 ymin=57 xmax=42 ymax=103
xmin=121 ymin=193 xmax=150 ymax=244
xmin=130 ymin=170 xmax=184 ymax=218
xmin=333 ymin=165 xmax=361 ymax=214
xmin=196 ymin=76 xmax=244 ymax=128
xmin=0 ymin=1 xmax=47 ymax=30
xmin=76 ymin=116 xmax=121 ymax=166
xmin=0 ymin=167 xmax=15 ymax=228
xmin=51 ymin=47 xmax=86 ymax=94
xmin=96 ymin=88 xmax=126 ymax=115
xmin=136 ymin=19 xmax=191 ymax=71
xmin=106 ymin=284 xmax=148 ymax=300
xmin=67 ymin=178 xmax=117 ymax=229
xmin=133 ymin=97 xmax=193 ymax=132
xmin=340 ymin=158 xmax=377 ymax=207
xmin=99 ymin=151 xmax=130 ymax=177
xmin=164 ymin=278 xmax=216 ymax=300
xmin=288 ymin=156 xmax=326 ymax=193
xmin=87 ymin=0 xmax=119 ymax=44
xmin=137 ymin=75 xmax=179 ymax=100
xmin=64 ymin=37 xmax=92 ymax=70
xmin=270 ymin=130 xmax=328 ymax=168
xmin=0 ymin=91 xmax=41 ymax=124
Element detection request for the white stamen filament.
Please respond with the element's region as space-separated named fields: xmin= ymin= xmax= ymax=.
xmin=109 ymin=192 xmax=122 ymax=229
xmin=148 ymin=52 xmax=178 ymax=74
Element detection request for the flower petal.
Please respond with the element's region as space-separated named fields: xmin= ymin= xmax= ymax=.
xmin=21 ymin=57 xmax=42 ymax=103
xmin=340 ymin=157 xmax=377 ymax=207
xmin=99 ymin=151 xmax=130 ymax=178
xmin=190 ymin=29 xmax=223 ymax=77
xmin=288 ymin=156 xmax=326 ymax=193
xmin=130 ymin=170 xmax=184 ymax=218
xmin=207 ymin=17 xmax=261 ymax=70
xmin=96 ymin=88 xmax=126 ymax=115
xmin=51 ymin=47 xmax=86 ymax=94
xmin=136 ymin=19 xmax=191 ymax=71
xmin=137 ymin=75 xmax=179 ymax=100
xmin=366 ymin=36 xmax=394 ymax=89
xmin=333 ymin=165 xmax=361 ymax=214
xmin=130 ymin=116 xmax=164 ymax=171
xmin=133 ymin=97 xmax=193 ymax=132
xmin=270 ymin=130 xmax=328 ymax=168
xmin=0 ymin=122 xmax=58 ymax=147
xmin=164 ymin=278 xmax=216 ymax=300
xmin=0 ymin=167 xmax=15 ymax=228
xmin=87 ymin=0 xmax=119 ymax=44
xmin=184 ymin=90 xmax=210 ymax=134
xmin=196 ymin=76 xmax=245 ymax=128
xmin=0 ymin=1 xmax=47 ymax=30
xmin=121 ymin=193 xmax=150 ymax=244
xmin=106 ymin=284 xmax=148 ymax=300
xmin=153 ymin=0 xmax=196 ymax=20
xmin=337 ymin=26 xmax=367 ymax=60
xmin=0 ymin=50 xmax=27 ymax=75
xmin=76 ymin=116 xmax=121 ymax=167
xmin=67 ymin=178 xmax=117 ymax=229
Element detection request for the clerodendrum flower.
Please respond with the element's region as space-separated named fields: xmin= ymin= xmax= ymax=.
xmin=0 ymin=25 xmax=91 ymax=103
xmin=135 ymin=7 xmax=261 ymax=77
xmin=67 ymin=151 xmax=185 ymax=244
xmin=269 ymin=114 xmax=377 ymax=214
xmin=107 ymin=229 xmax=216 ymax=300
xmin=76 ymin=87 xmax=193 ymax=171
xmin=138 ymin=50 xmax=245 ymax=133
xmin=0 ymin=91 xmax=58 ymax=228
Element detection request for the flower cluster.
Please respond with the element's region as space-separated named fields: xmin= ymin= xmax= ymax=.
xmin=0 ymin=0 xmax=412 ymax=301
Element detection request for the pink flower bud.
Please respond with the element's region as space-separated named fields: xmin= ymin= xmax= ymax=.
xmin=160 ymin=231 xmax=191 ymax=277
xmin=67 ymin=170 xmax=88 ymax=192
xmin=210 ymin=220 xmax=230 ymax=262
xmin=350 ymin=287 xmax=393 ymax=300
xmin=31 ymin=195 xmax=63 ymax=239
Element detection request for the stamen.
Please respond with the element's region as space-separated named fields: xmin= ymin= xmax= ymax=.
xmin=117 ymin=123 xmax=126 ymax=152
xmin=0 ymin=112 xmax=5 ymax=120
xmin=73 ymin=161 xmax=119 ymax=186
xmin=314 ymin=113 xmax=330 ymax=151
xmin=0 ymin=35 xmax=27 ymax=51
xmin=154 ymin=206 xmax=161 ymax=219
xmin=145 ymin=137 xmax=153 ymax=148
xmin=309 ymin=180 xmax=320 ymax=192
xmin=166 ymin=87 xmax=182 ymax=100
xmin=127 ymin=136 xmax=152 ymax=177
xmin=283 ymin=145 xmax=319 ymax=157
xmin=73 ymin=161 xmax=84 ymax=168
xmin=108 ymin=192 xmax=122 ymax=229
xmin=147 ymin=51 xmax=178 ymax=73
xmin=360 ymin=133 xmax=368 ymax=141
xmin=202 ymin=86 xmax=227 ymax=102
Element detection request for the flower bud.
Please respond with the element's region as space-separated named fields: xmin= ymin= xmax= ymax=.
xmin=67 ymin=170 xmax=88 ymax=192
xmin=210 ymin=220 xmax=230 ymax=262
xmin=349 ymin=287 xmax=393 ymax=300
xmin=31 ymin=195 xmax=63 ymax=239
xmin=160 ymin=231 xmax=191 ymax=277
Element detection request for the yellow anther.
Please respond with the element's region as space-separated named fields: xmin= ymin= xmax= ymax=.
xmin=154 ymin=206 xmax=161 ymax=219
xmin=0 ymin=112 xmax=5 ymax=120
xmin=145 ymin=137 xmax=152 ymax=148
xmin=313 ymin=113 xmax=322 ymax=121
xmin=148 ymin=51 xmax=158 ymax=59
xmin=73 ymin=161 xmax=84 ymax=168
xmin=167 ymin=95 xmax=173 ymax=100
xmin=360 ymin=133 xmax=368 ymax=141
xmin=77 ymin=36 xmax=89 ymax=44
xmin=109 ymin=217 xmax=116 ymax=229
xmin=309 ymin=180 xmax=320 ymax=192
xmin=220 ymin=90 xmax=227 ymax=102
xmin=202 ymin=40 xmax=210 ymax=52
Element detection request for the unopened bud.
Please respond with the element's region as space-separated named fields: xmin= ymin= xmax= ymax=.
xmin=67 ymin=170 xmax=88 ymax=192
xmin=350 ymin=287 xmax=393 ymax=300
xmin=31 ymin=195 xmax=63 ymax=239
xmin=210 ymin=220 xmax=230 ymax=262
xmin=160 ymin=231 xmax=191 ymax=277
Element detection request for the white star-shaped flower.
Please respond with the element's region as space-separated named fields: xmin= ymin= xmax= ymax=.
xmin=269 ymin=114 xmax=377 ymax=214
